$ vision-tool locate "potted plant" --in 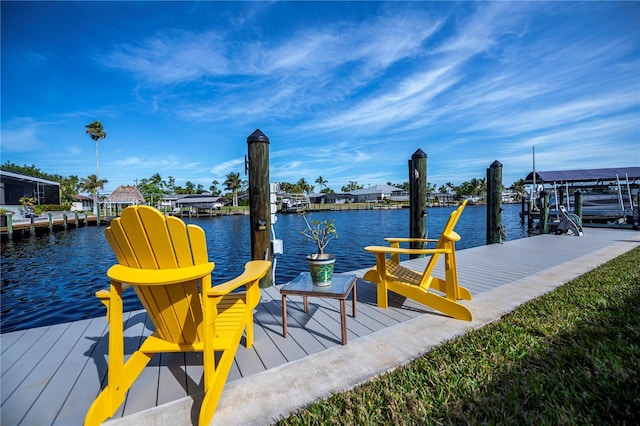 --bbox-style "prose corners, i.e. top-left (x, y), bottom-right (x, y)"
top-left (301, 214), bottom-right (338, 286)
